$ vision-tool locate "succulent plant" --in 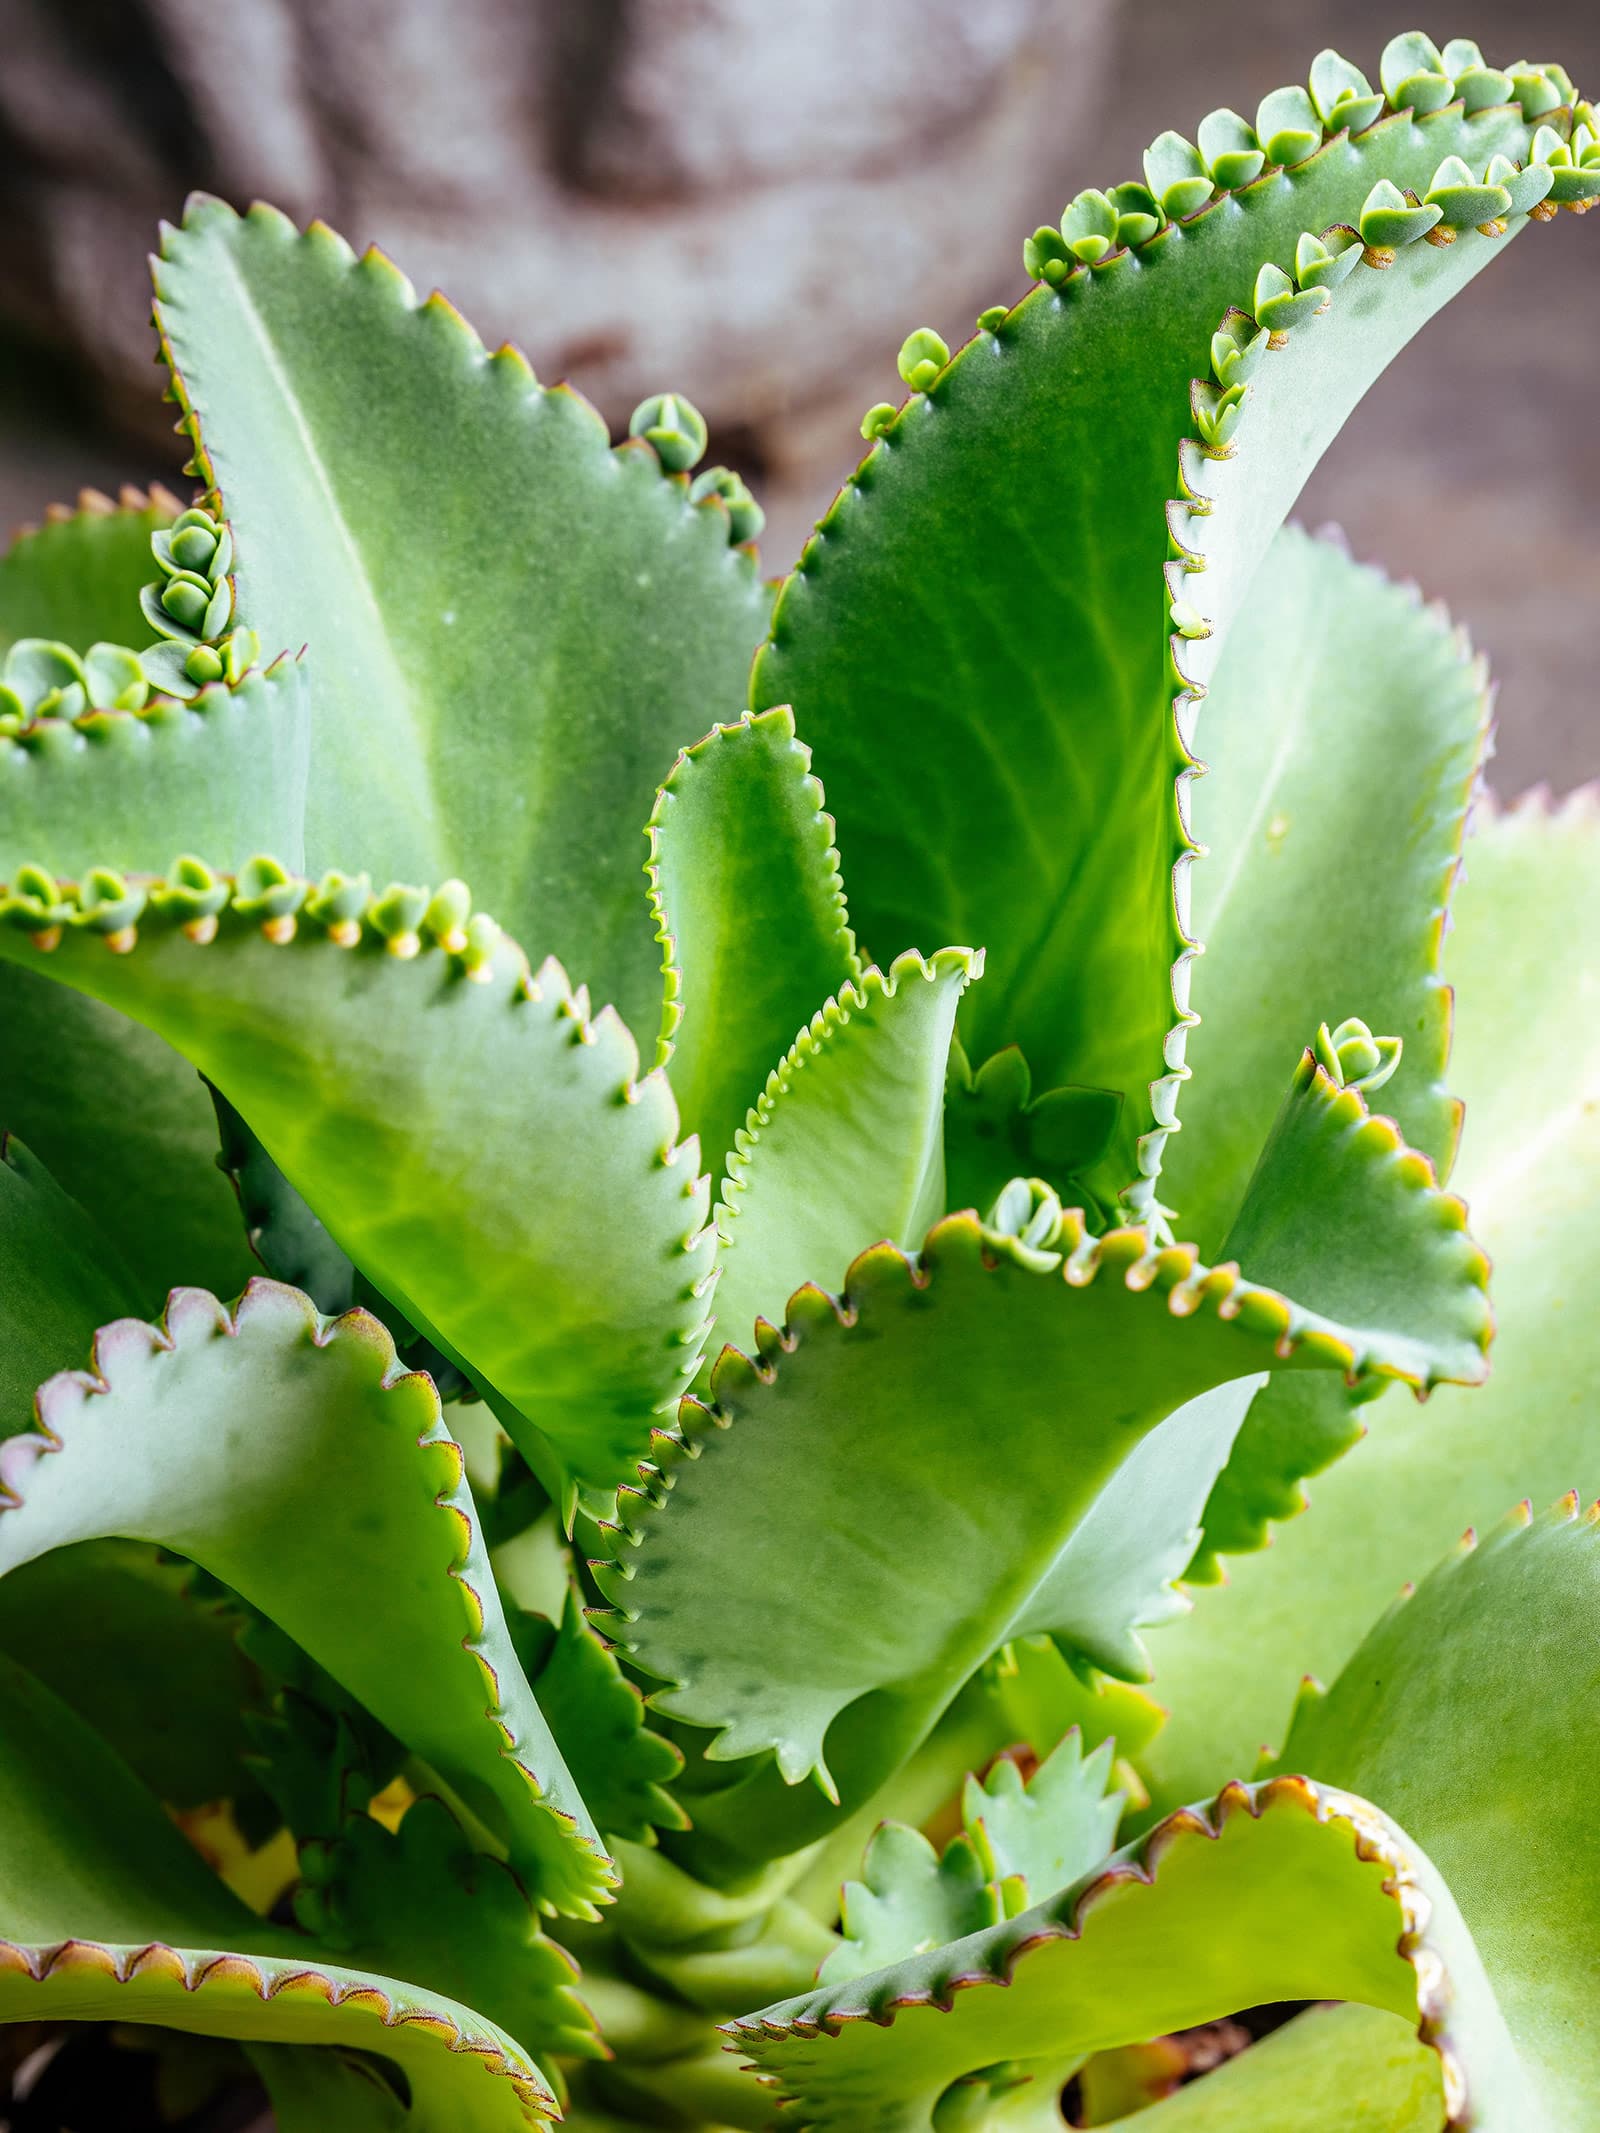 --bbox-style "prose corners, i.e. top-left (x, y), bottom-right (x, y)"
top-left (0, 32), bottom-right (1596, 2132)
